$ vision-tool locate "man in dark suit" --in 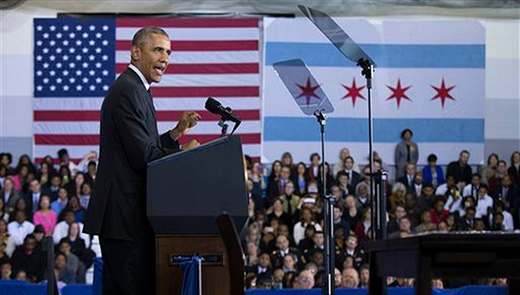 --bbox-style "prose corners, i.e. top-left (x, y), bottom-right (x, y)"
top-left (446, 150), bottom-right (473, 185)
top-left (84, 27), bottom-right (200, 295)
